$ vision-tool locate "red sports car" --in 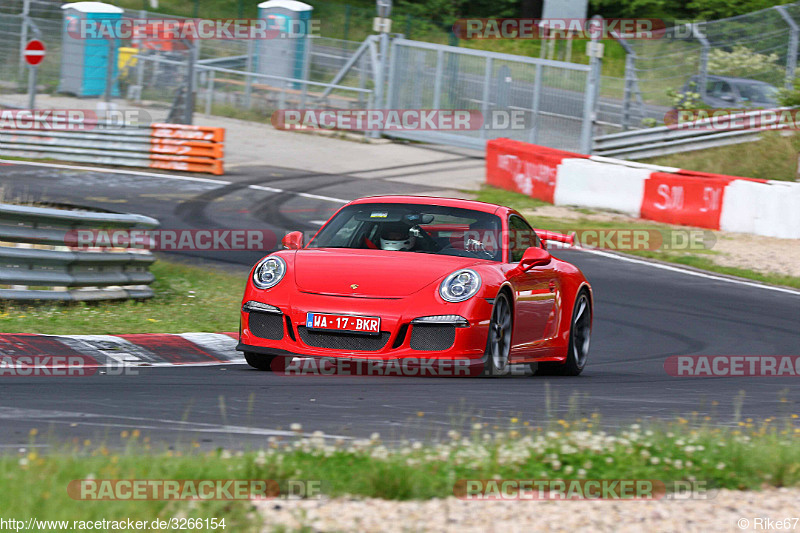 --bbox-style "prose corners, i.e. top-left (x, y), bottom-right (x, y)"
top-left (237, 196), bottom-right (592, 376)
